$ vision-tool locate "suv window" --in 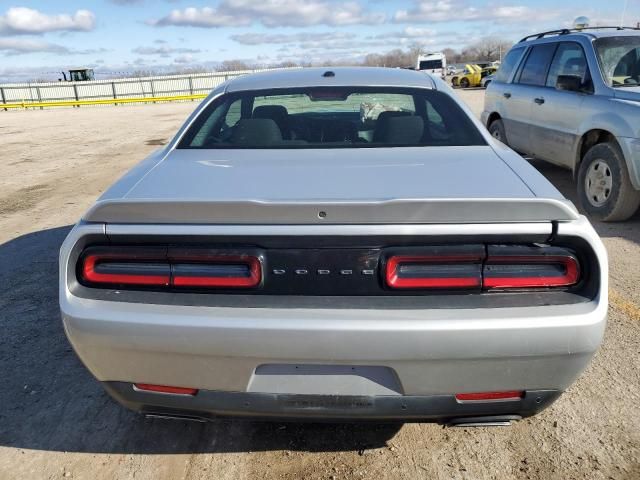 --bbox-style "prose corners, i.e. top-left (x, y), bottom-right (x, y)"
top-left (494, 47), bottom-right (524, 83)
top-left (518, 43), bottom-right (557, 86)
top-left (546, 42), bottom-right (591, 90)
top-left (595, 36), bottom-right (640, 87)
